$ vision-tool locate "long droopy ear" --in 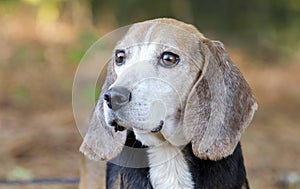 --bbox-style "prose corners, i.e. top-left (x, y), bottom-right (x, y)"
top-left (80, 62), bottom-right (126, 161)
top-left (183, 39), bottom-right (258, 160)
